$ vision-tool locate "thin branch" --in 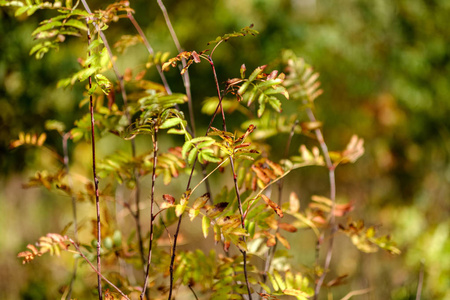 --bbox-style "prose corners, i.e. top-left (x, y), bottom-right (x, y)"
top-left (230, 157), bottom-right (253, 300)
top-left (167, 57), bottom-right (228, 300)
top-left (80, 0), bottom-right (146, 271)
top-left (416, 260), bottom-right (424, 300)
top-left (261, 120), bottom-right (298, 286)
top-left (306, 105), bottom-right (336, 300)
top-left (188, 284), bottom-right (200, 300)
top-left (62, 132), bottom-right (79, 300)
top-left (208, 56), bottom-right (227, 132)
top-left (209, 54), bottom-right (252, 299)
top-left (69, 240), bottom-right (130, 300)
top-left (156, 0), bottom-right (196, 136)
top-left (141, 126), bottom-right (159, 299)
top-left (191, 158), bottom-right (229, 194)
top-left (86, 22), bottom-right (102, 300)
top-left (127, 12), bottom-right (172, 94)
